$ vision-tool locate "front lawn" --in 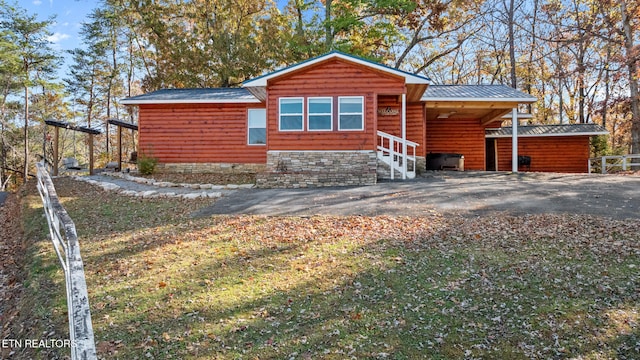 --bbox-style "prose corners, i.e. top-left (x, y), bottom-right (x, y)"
top-left (16, 178), bottom-right (640, 359)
